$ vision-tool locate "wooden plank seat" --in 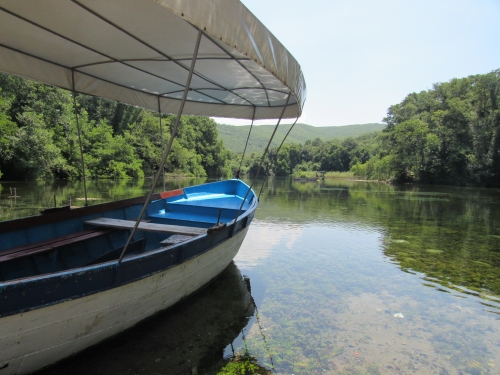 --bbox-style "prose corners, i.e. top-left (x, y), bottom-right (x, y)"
top-left (84, 218), bottom-right (207, 236)
top-left (0, 227), bottom-right (116, 263)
